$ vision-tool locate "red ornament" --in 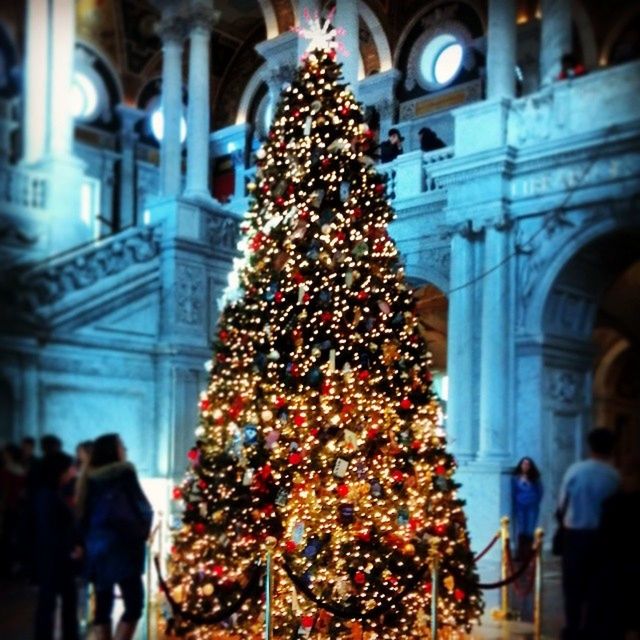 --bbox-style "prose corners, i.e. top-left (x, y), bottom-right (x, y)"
top-left (285, 540), bottom-right (297, 553)
top-left (321, 382), bottom-right (332, 395)
top-left (275, 397), bottom-right (287, 408)
top-left (199, 398), bottom-right (210, 411)
top-left (354, 571), bottom-right (366, 585)
top-left (288, 452), bottom-right (303, 465)
top-left (454, 588), bottom-right (465, 602)
top-left (259, 464), bottom-right (272, 479)
top-left (352, 206), bottom-right (363, 219)
top-left (434, 523), bottom-right (447, 536)
top-left (212, 565), bottom-right (224, 577)
top-left (367, 428), bottom-right (378, 440)
top-left (303, 292), bottom-right (310, 303)
top-left (400, 398), bottom-right (412, 410)
top-left (358, 370), bottom-right (370, 381)
top-left (435, 465), bottom-right (446, 475)
top-left (261, 184), bottom-right (270, 194)
top-left (321, 311), bottom-right (333, 322)
top-left (172, 487), bottom-right (182, 500)
top-left (292, 109), bottom-right (300, 118)
top-left (219, 330), bottom-right (229, 342)
top-left (293, 413), bottom-right (305, 427)
top-left (321, 157), bottom-right (331, 168)
top-left (424, 581), bottom-right (432, 594)
top-left (274, 291), bottom-right (283, 303)
top-left (329, 50), bottom-right (337, 61)
top-left (374, 183), bottom-right (385, 194)
top-left (411, 440), bottom-right (422, 450)
top-left (301, 614), bottom-right (314, 629)
top-left (275, 196), bottom-right (285, 207)
top-left (340, 106), bottom-right (350, 115)
top-left (356, 529), bottom-right (371, 543)
top-left (357, 290), bottom-right (368, 301)
top-left (198, 479), bottom-right (207, 490)
top-left (293, 271), bottom-right (305, 284)
top-left (391, 469), bottom-right (404, 483)
top-left (187, 448), bottom-right (199, 462)
top-left (310, 427), bottom-right (320, 437)
top-left (194, 522), bottom-right (206, 535)
top-left (336, 484), bottom-right (349, 498)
